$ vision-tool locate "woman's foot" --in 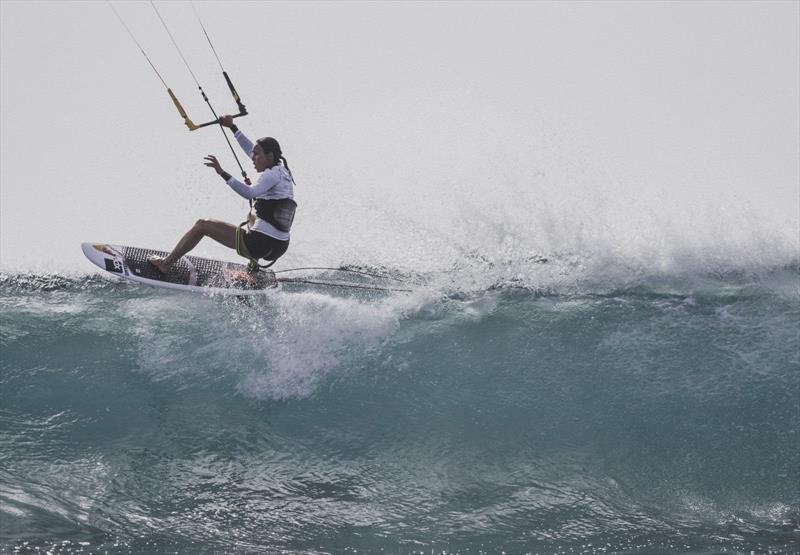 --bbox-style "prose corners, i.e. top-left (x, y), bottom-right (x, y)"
top-left (147, 255), bottom-right (171, 274)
